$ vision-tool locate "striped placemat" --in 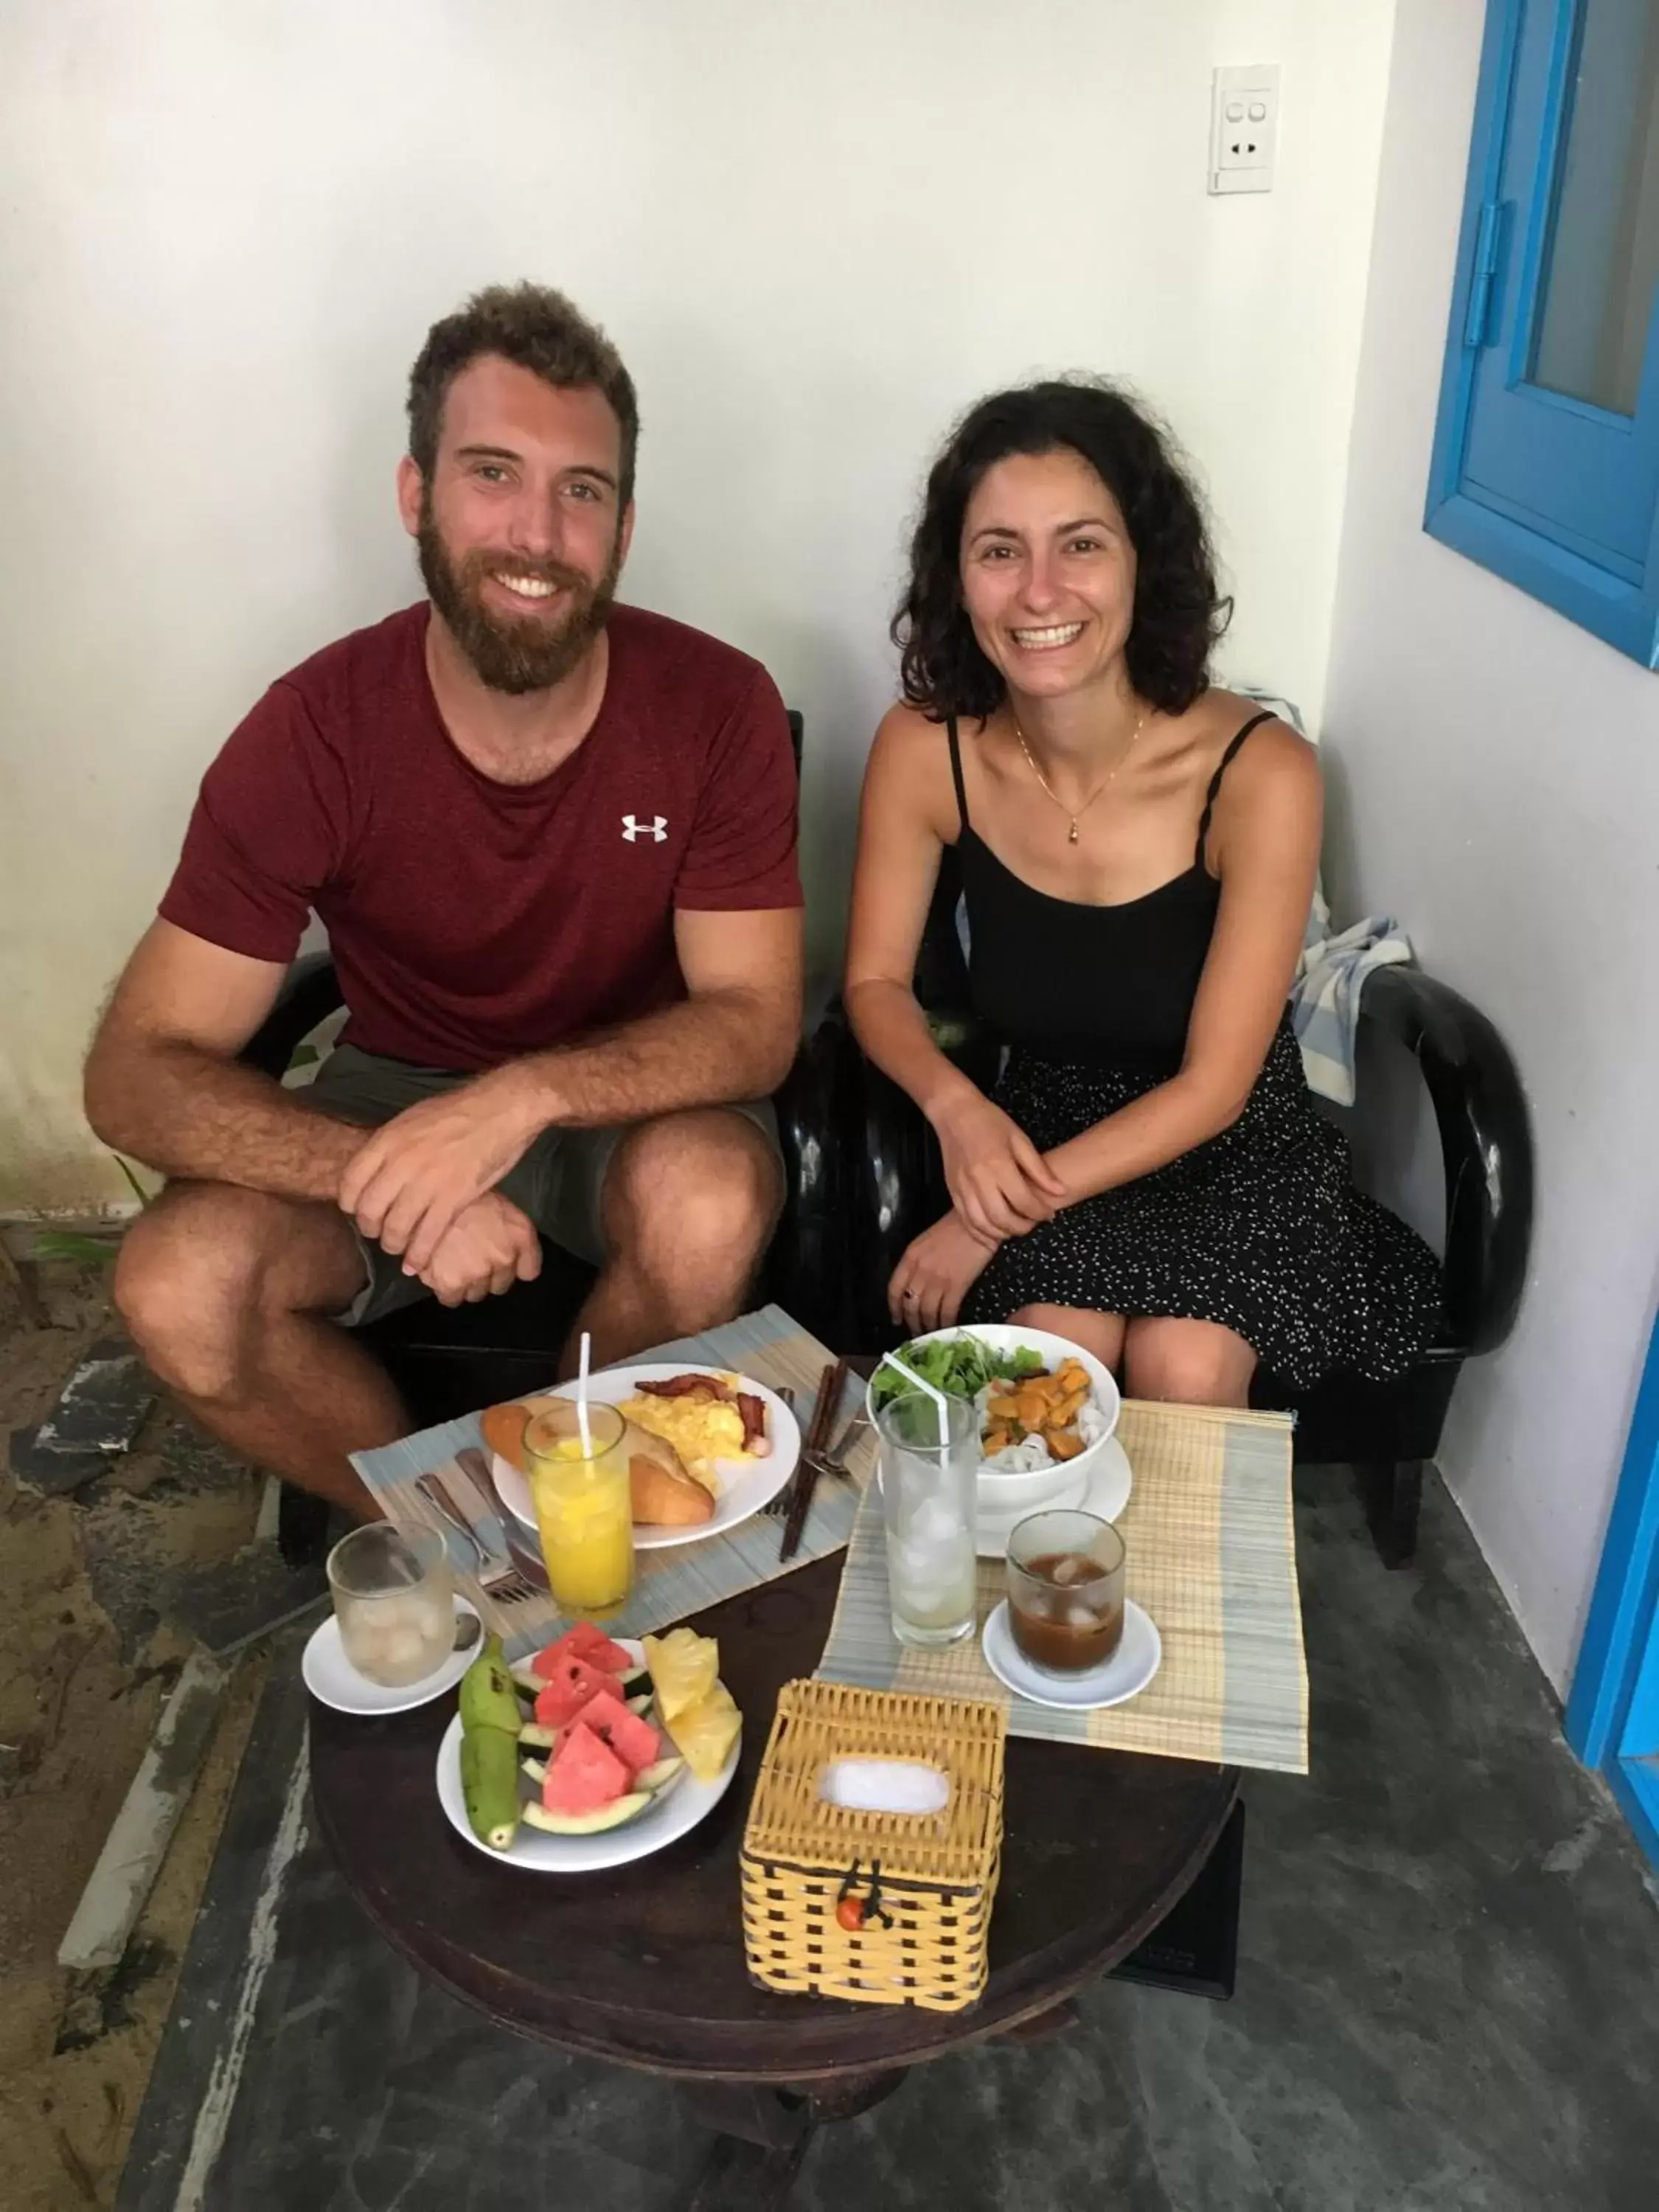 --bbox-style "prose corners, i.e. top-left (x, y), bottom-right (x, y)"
top-left (815, 1400), bottom-right (1308, 1775)
top-left (348, 1305), bottom-right (872, 1664)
